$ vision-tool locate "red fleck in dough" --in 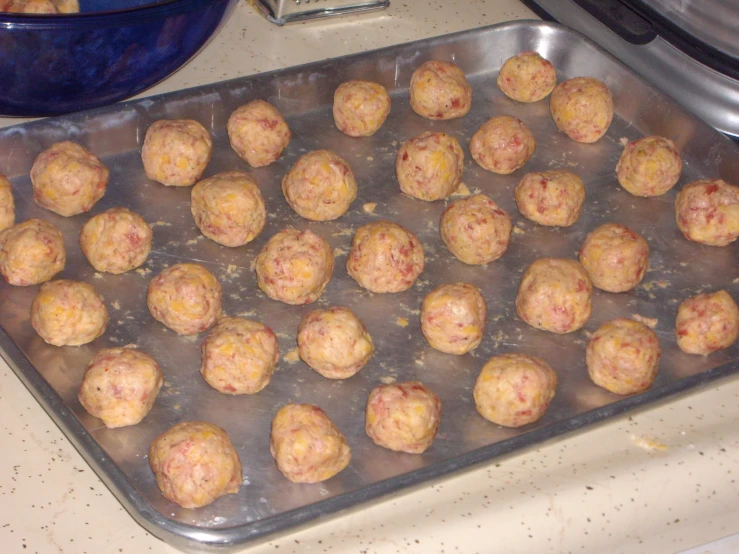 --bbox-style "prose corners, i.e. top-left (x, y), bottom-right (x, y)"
top-left (579, 223), bottom-right (649, 293)
top-left (676, 290), bottom-right (739, 355)
top-left (586, 318), bottom-right (661, 395)
top-left (227, 100), bottom-right (291, 168)
top-left (347, 220), bottom-right (424, 293)
top-left (142, 119), bottom-right (212, 187)
top-left (470, 115), bottom-right (535, 175)
top-left (190, 171), bottom-right (266, 247)
top-left (675, 179), bottom-right (739, 246)
top-left (616, 136), bottom-right (682, 197)
top-left (297, 306), bottom-right (374, 379)
top-left (0, 175), bottom-right (15, 231)
top-left (0, 218), bottom-right (65, 286)
top-left (147, 263), bottom-right (222, 336)
top-left (474, 353), bottom-right (557, 428)
top-left (550, 77), bottom-right (613, 143)
top-left (409, 60), bottom-right (472, 120)
top-left (333, 80), bottom-right (391, 137)
top-left (79, 207), bottom-right (152, 274)
top-left (514, 170), bottom-right (585, 227)
top-left (497, 51), bottom-right (557, 103)
top-left (78, 347), bottom-right (162, 428)
top-left (440, 194), bottom-right (511, 265)
top-left (516, 258), bottom-right (592, 334)
top-left (1, 0), bottom-right (78, 13)
top-left (270, 404), bottom-right (351, 483)
top-left (149, 421), bottom-right (242, 509)
top-left (365, 381), bottom-right (441, 453)
top-left (421, 283), bottom-right (487, 355)
top-left (396, 131), bottom-right (464, 201)
top-left (255, 227), bottom-right (334, 305)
